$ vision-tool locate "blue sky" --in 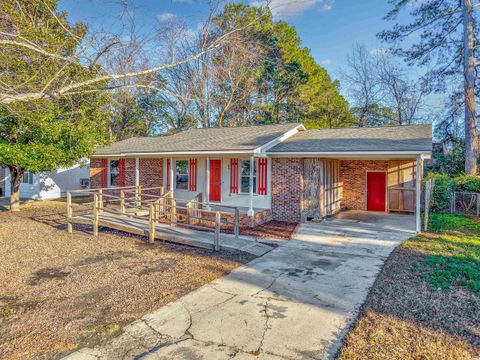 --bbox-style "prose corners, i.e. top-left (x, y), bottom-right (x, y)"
top-left (59, 0), bottom-right (414, 96)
